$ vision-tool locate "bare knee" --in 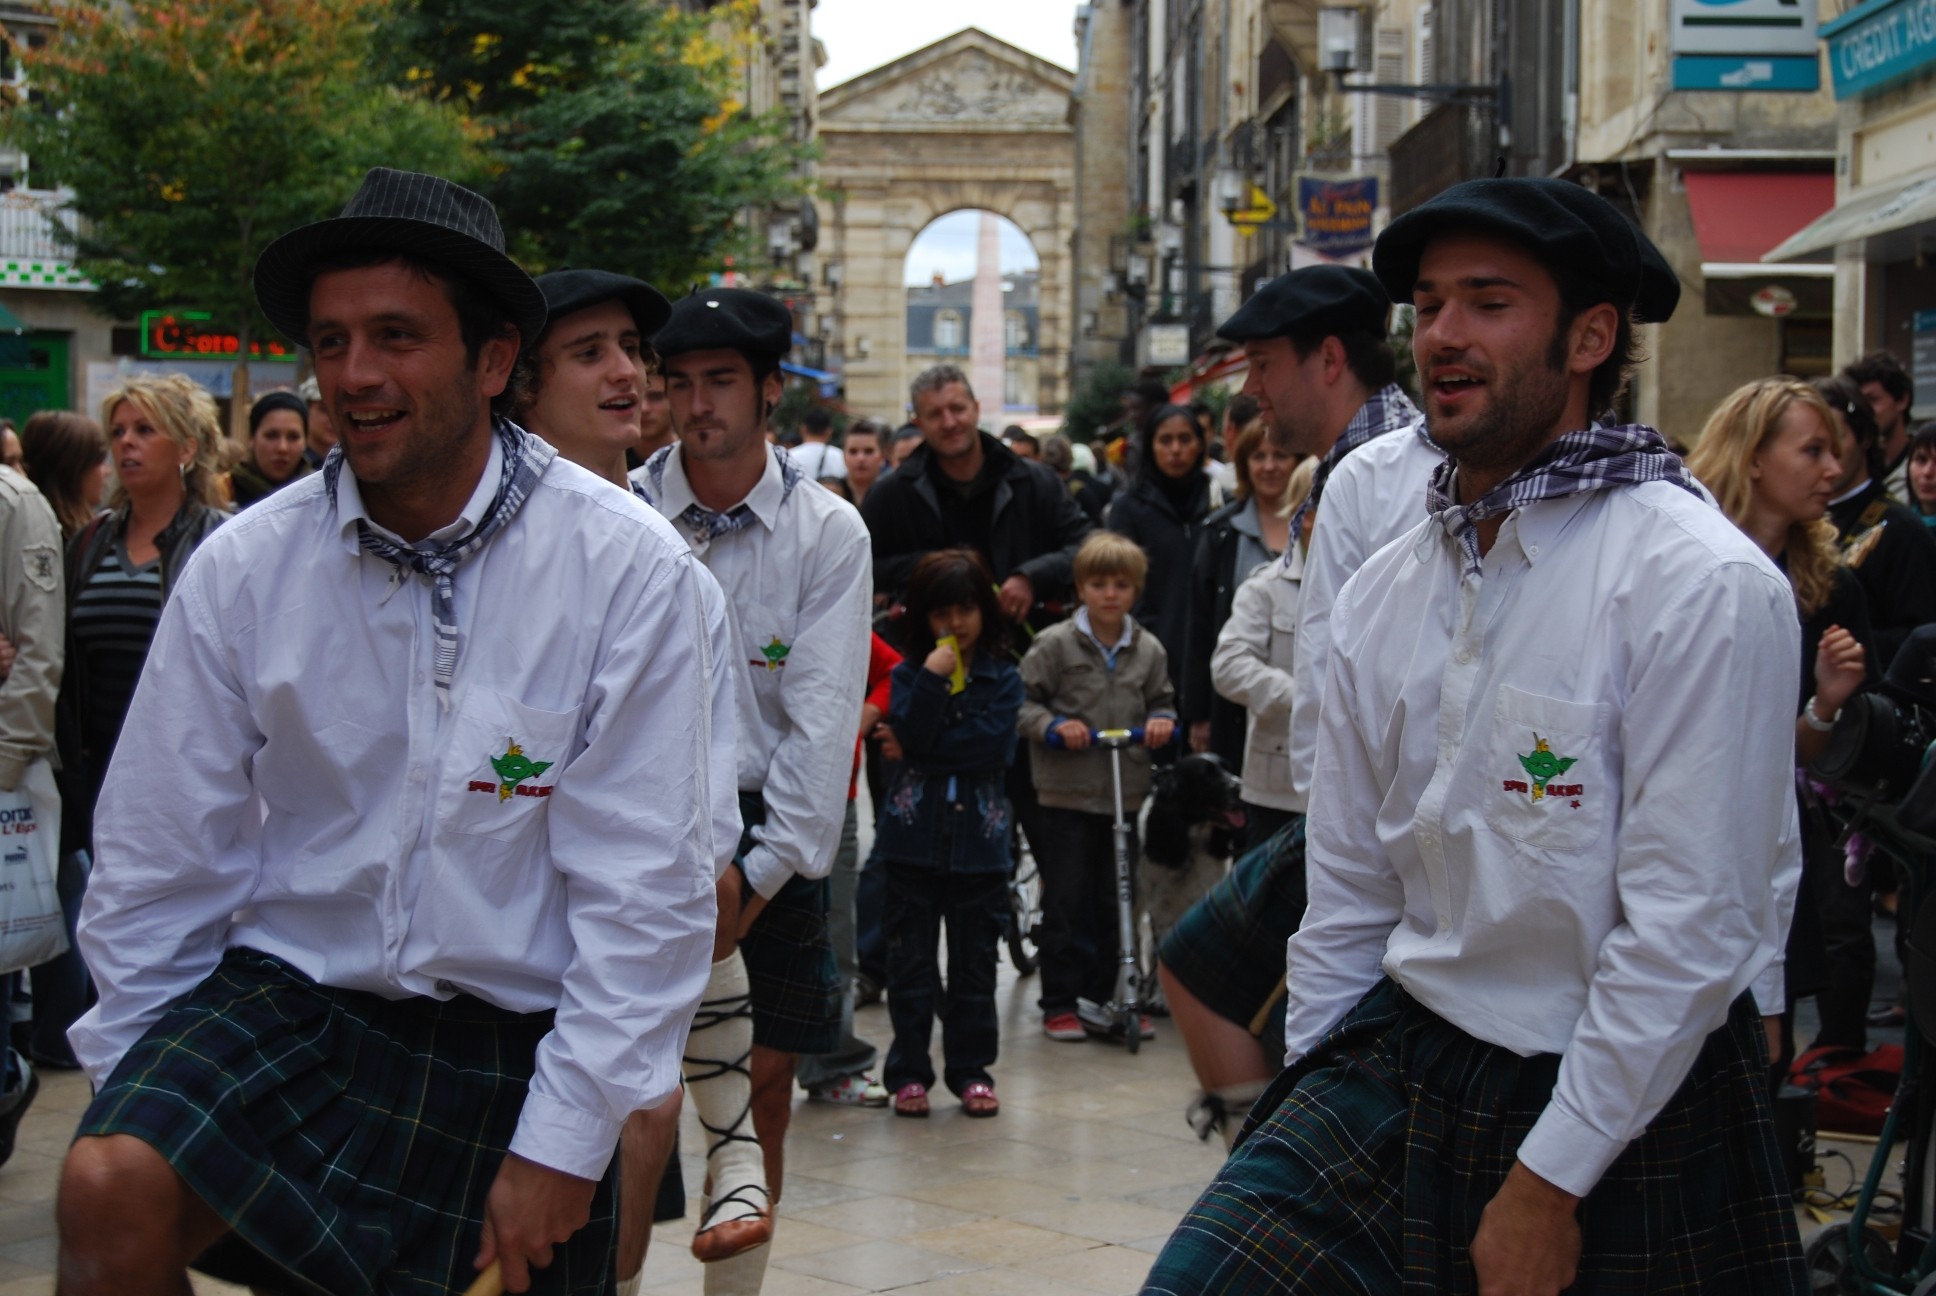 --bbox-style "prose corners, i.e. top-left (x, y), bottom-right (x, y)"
top-left (59, 1135), bottom-right (225, 1290)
